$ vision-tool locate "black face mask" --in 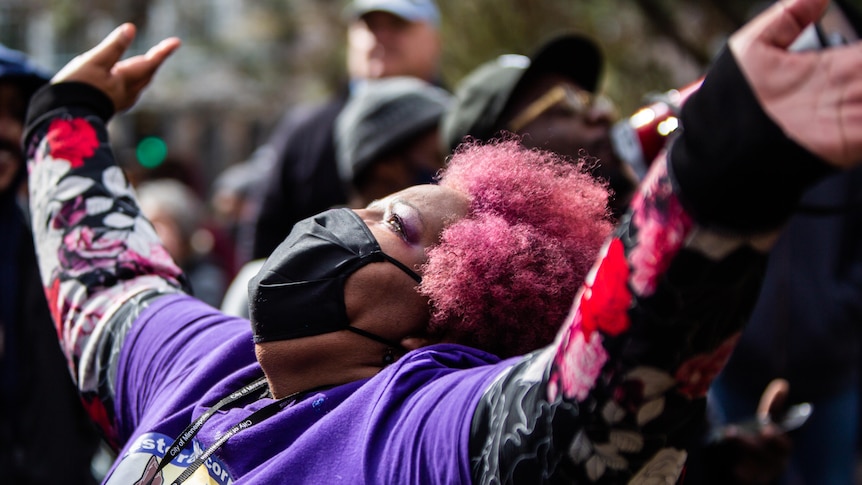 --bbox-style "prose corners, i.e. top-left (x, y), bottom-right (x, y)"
top-left (248, 208), bottom-right (422, 345)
